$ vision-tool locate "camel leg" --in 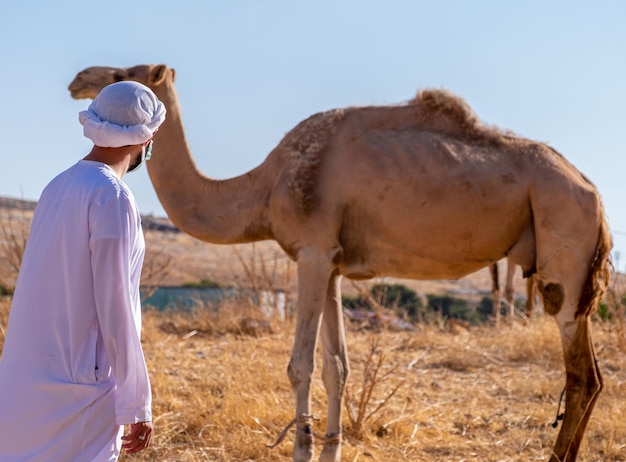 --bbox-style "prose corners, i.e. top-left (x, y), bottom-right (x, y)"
top-left (526, 274), bottom-right (537, 318)
top-left (503, 261), bottom-right (516, 322)
top-left (549, 315), bottom-right (602, 462)
top-left (319, 272), bottom-right (349, 462)
top-left (287, 248), bottom-right (334, 462)
top-left (490, 263), bottom-right (501, 327)
top-left (567, 322), bottom-right (603, 462)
